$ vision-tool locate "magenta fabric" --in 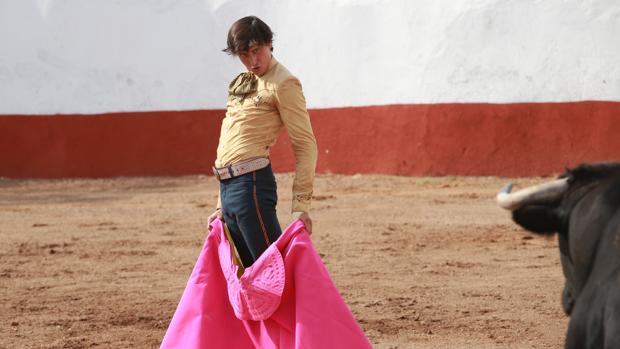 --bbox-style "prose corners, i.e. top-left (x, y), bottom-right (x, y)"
top-left (219, 234), bottom-right (285, 321)
top-left (160, 219), bottom-right (373, 349)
